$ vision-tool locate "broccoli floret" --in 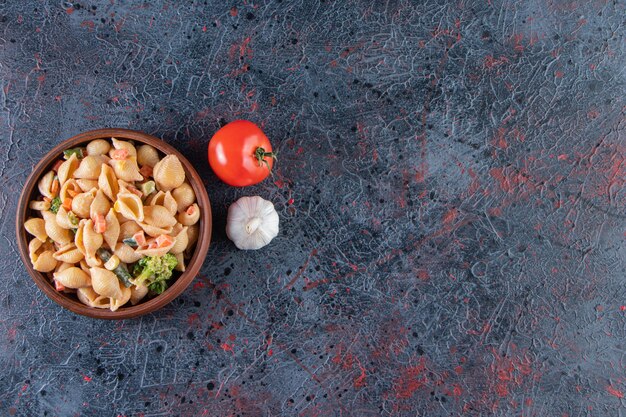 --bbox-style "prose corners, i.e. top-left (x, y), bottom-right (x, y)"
top-left (132, 253), bottom-right (178, 294)
top-left (49, 197), bottom-right (62, 214)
